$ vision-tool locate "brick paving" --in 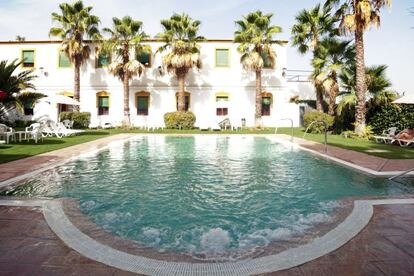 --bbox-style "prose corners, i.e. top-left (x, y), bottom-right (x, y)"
top-left (289, 136), bottom-right (414, 172)
top-left (0, 206), bottom-right (137, 275)
top-left (0, 204), bottom-right (413, 275)
top-left (266, 204), bottom-right (414, 276)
